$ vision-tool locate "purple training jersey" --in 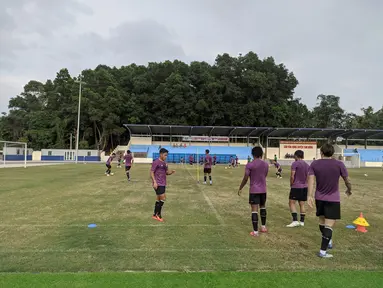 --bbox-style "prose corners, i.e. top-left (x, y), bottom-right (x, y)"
top-left (291, 160), bottom-right (309, 188)
top-left (204, 155), bottom-right (212, 169)
top-left (106, 156), bottom-right (113, 165)
top-left (124, 154), bottom-right (133, 166)
top-left (274, 162), bottom-right (281, 170)
top-left (245, 159), bottom-right (269, 194)
top-left (308, 159), bottom-right (348, 202)
top-left (151, 159), bottom-right (168, 186)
